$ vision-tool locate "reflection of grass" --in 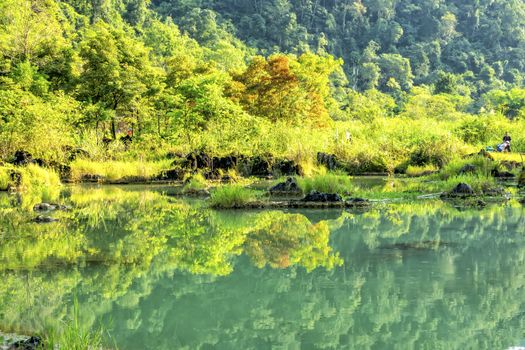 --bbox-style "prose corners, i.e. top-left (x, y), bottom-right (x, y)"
top-left (42, 298), bottom-right (110, 350)
top-left (70, 159), bottom-right (172, 182)
top-left (209, 185), bottom-right (259, 208)
top-left (297, 172), bottom-right (353, 195)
